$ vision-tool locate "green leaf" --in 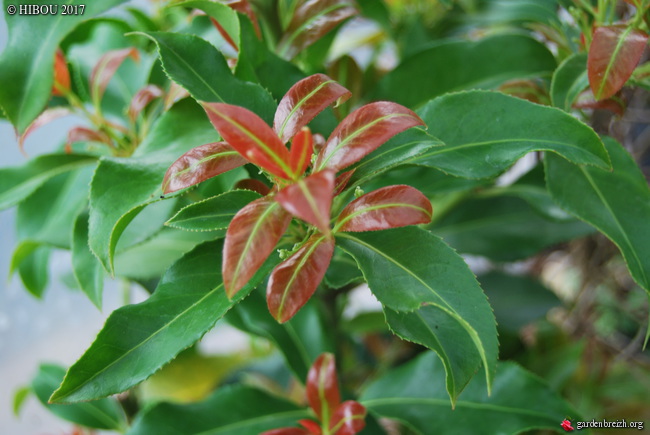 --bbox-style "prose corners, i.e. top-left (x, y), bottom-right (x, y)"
top-left (324, 247), bottom-right (363, 288)
top-left (72, 212), bottom-right (104, 309)
top-left (12, 386), bottom-right (31, 417)
top-left (50, 239), bottom-right (276, 403)
top-left (127, 385), bottom-right (310, 435)
top-left (177, 0), bottom-right (240, 48)
top-left (32, 364), bottom-right (125, 430)
top-left (228, 289), bottom-right (335, 381)
top-left (0, 153), bottom-right (97, 211)
top-left (18, 246), bottom-right (50, 298)
top-left (88, 99), bottom-right (217, 273)
top-left (550, 52), bottom-right (588, 111)
top-left (360, 352), bottom-right (580, 435)
top-left (336, 228), bottom-right (497, 401)
top-left (545, 137), bottom-right (650, 293)
top-left (0, 0), bottom-right (129, 133)
top-left (372, 34), bottom-right (556, 108)
top-left (137, 31), bottom-right (275, 123)
top-left (470, 0), bottom-right (561, 26)
top-left (414, 91), bottom-right (610, 179)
